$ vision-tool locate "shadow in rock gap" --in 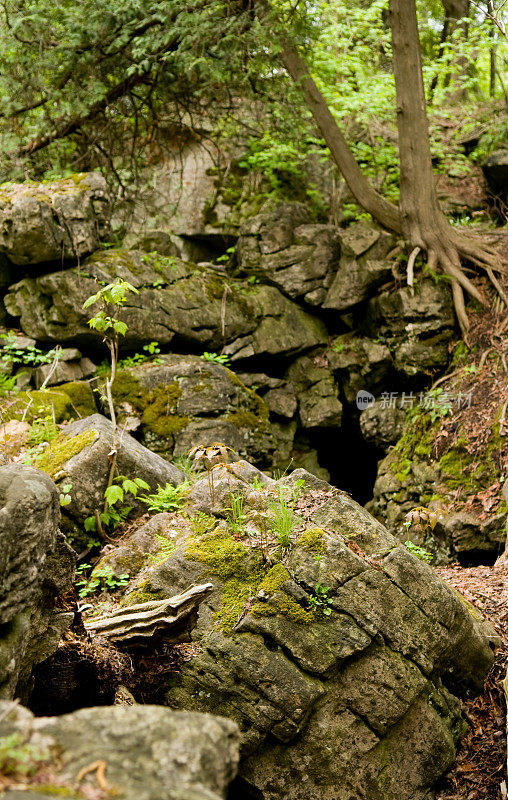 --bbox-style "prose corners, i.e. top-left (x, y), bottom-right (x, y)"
top-left (311, 413), bottom-right (384, 505)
